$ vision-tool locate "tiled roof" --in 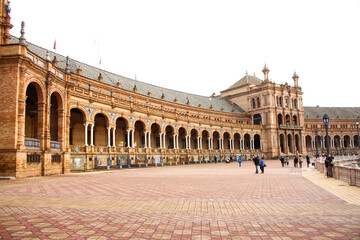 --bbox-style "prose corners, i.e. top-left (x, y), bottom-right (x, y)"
top-left (224, 74), bottom-right (263, 91)
top-left (304, 106), bottom-right (360, 120)
top-left (9, 36), bottom-right (244, 114)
